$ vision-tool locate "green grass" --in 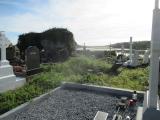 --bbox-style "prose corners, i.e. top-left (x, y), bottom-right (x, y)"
top-left (39, 56), bottom-right (112, 83)
top-left (0, 55), bottom-right (149, 115)
top-left (39, 56), bottom-right (148, 91)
